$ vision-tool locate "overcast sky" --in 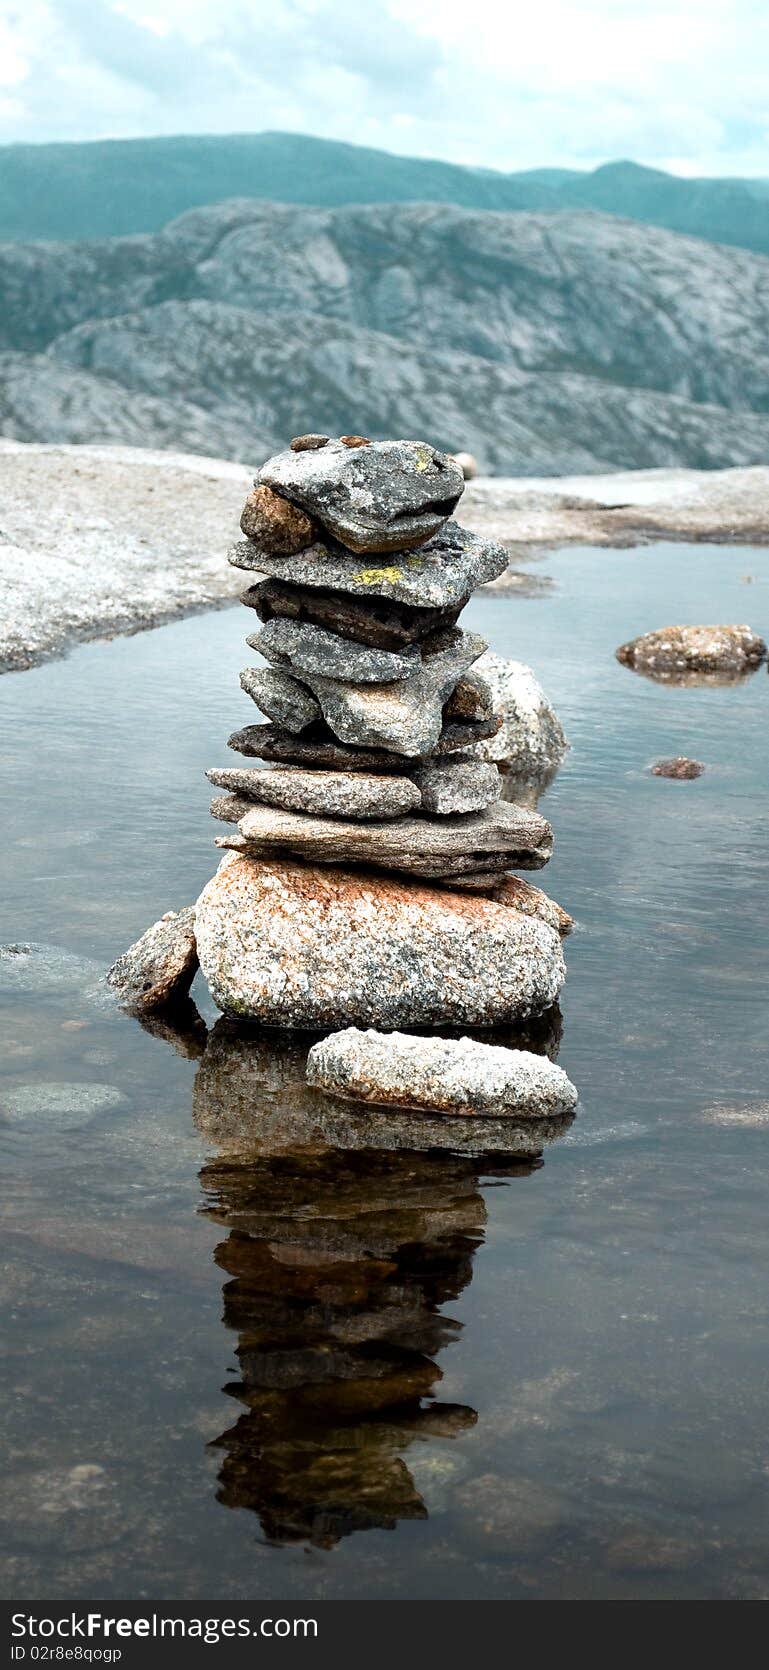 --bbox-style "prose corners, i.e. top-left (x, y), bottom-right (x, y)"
top-left (0, 0), bottom-right (767, 176)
